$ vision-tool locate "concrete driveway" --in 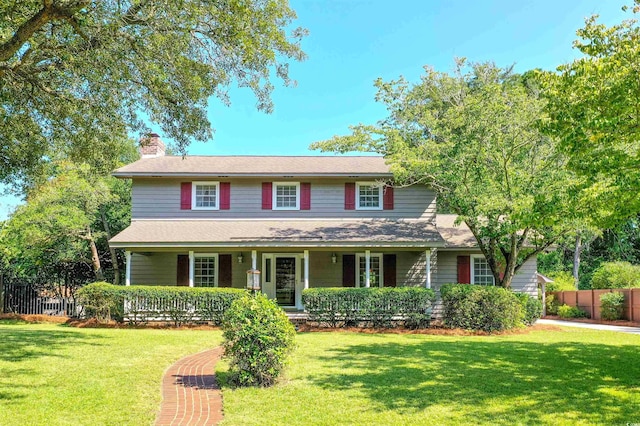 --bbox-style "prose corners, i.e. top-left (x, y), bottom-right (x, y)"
top-left (537, 318), bottom-right (640, 335)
